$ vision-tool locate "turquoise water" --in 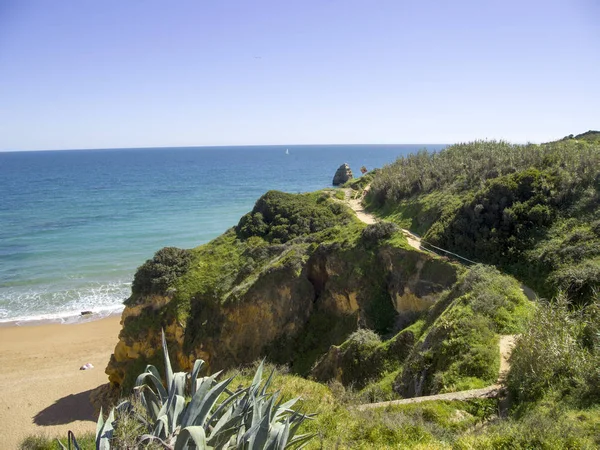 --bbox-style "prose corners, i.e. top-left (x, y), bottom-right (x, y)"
top-left (0, 145), bottom-right (444, 322)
